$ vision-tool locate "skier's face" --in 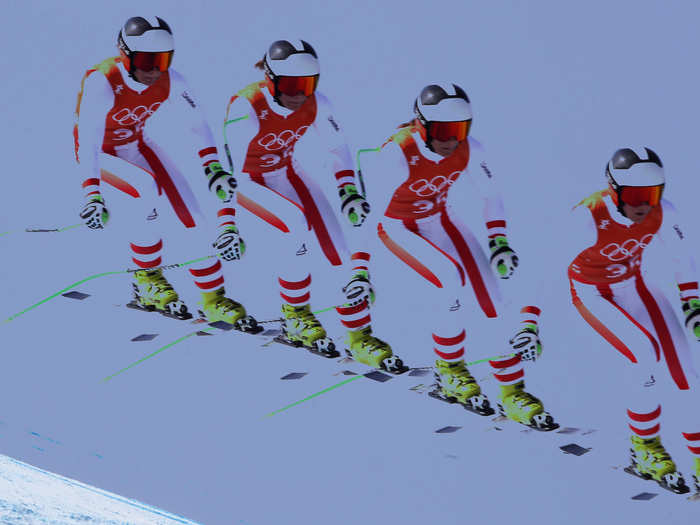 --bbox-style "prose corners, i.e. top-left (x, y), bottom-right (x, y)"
top-left (278, 92), bottom-right (308, 111)
top-left (621, 202), bottom-right (653, 223)
top-left (133, 68), bottom-right (162, 86)
top-left (431, 137), bottom-right (460, 157)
